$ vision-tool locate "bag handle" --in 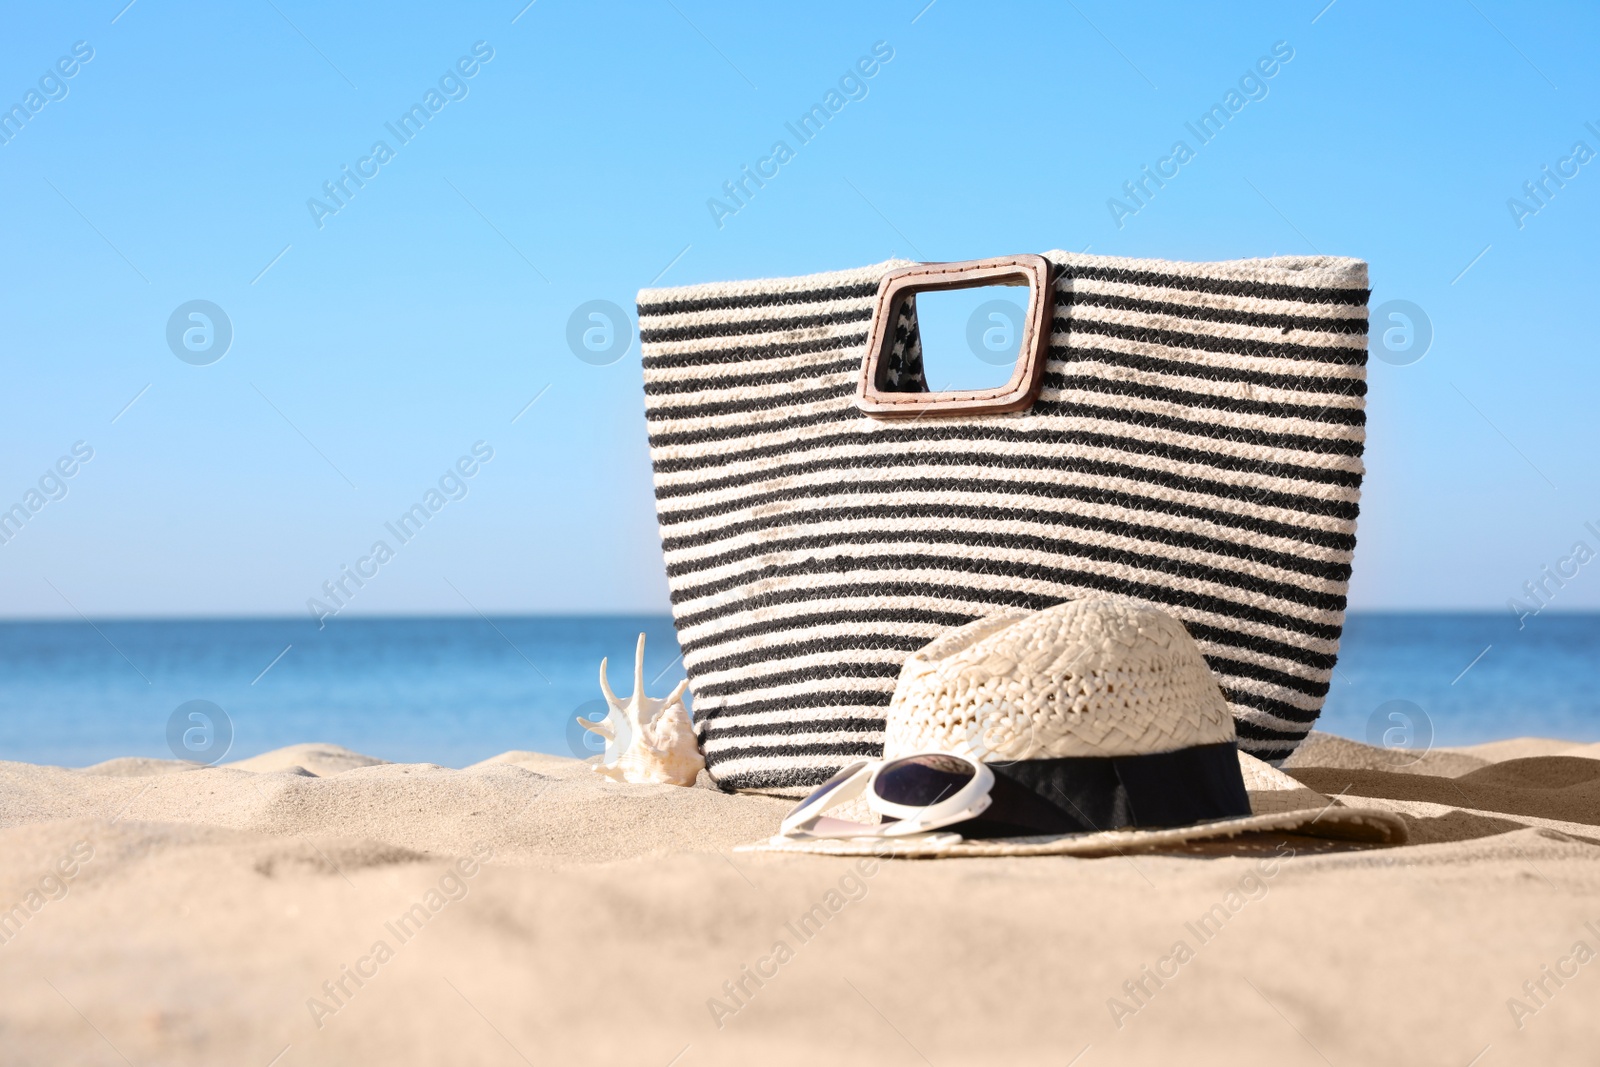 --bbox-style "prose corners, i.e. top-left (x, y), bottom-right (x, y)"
top-left (856, 254), bottom-right (1054, 418)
